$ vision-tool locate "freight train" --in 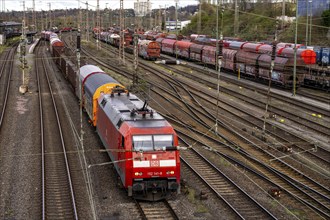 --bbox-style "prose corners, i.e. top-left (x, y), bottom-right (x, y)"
top-left (93, 29), bottom-right (328, 89)
top-left (156, 38), bottom-right (319, 88)
top-left (41, 31), bottom-right (181, 201)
